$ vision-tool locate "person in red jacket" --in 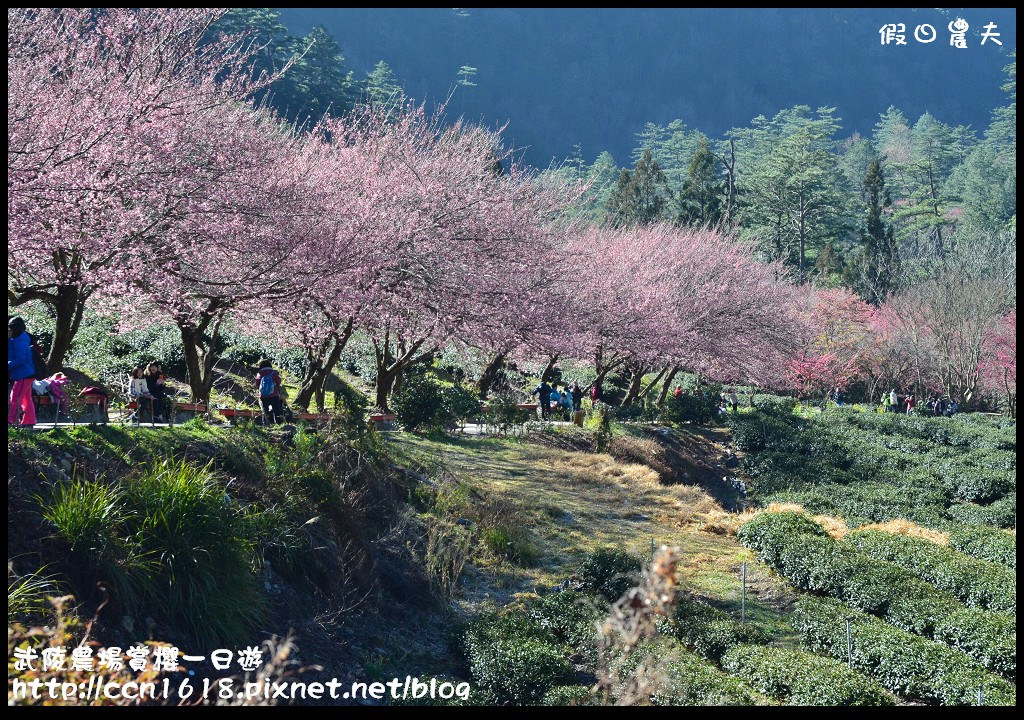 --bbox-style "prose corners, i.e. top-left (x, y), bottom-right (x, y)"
top-left (255, 358), bottom-right (283, 425)
top-left (905, 393), bottom-right (916, 415)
